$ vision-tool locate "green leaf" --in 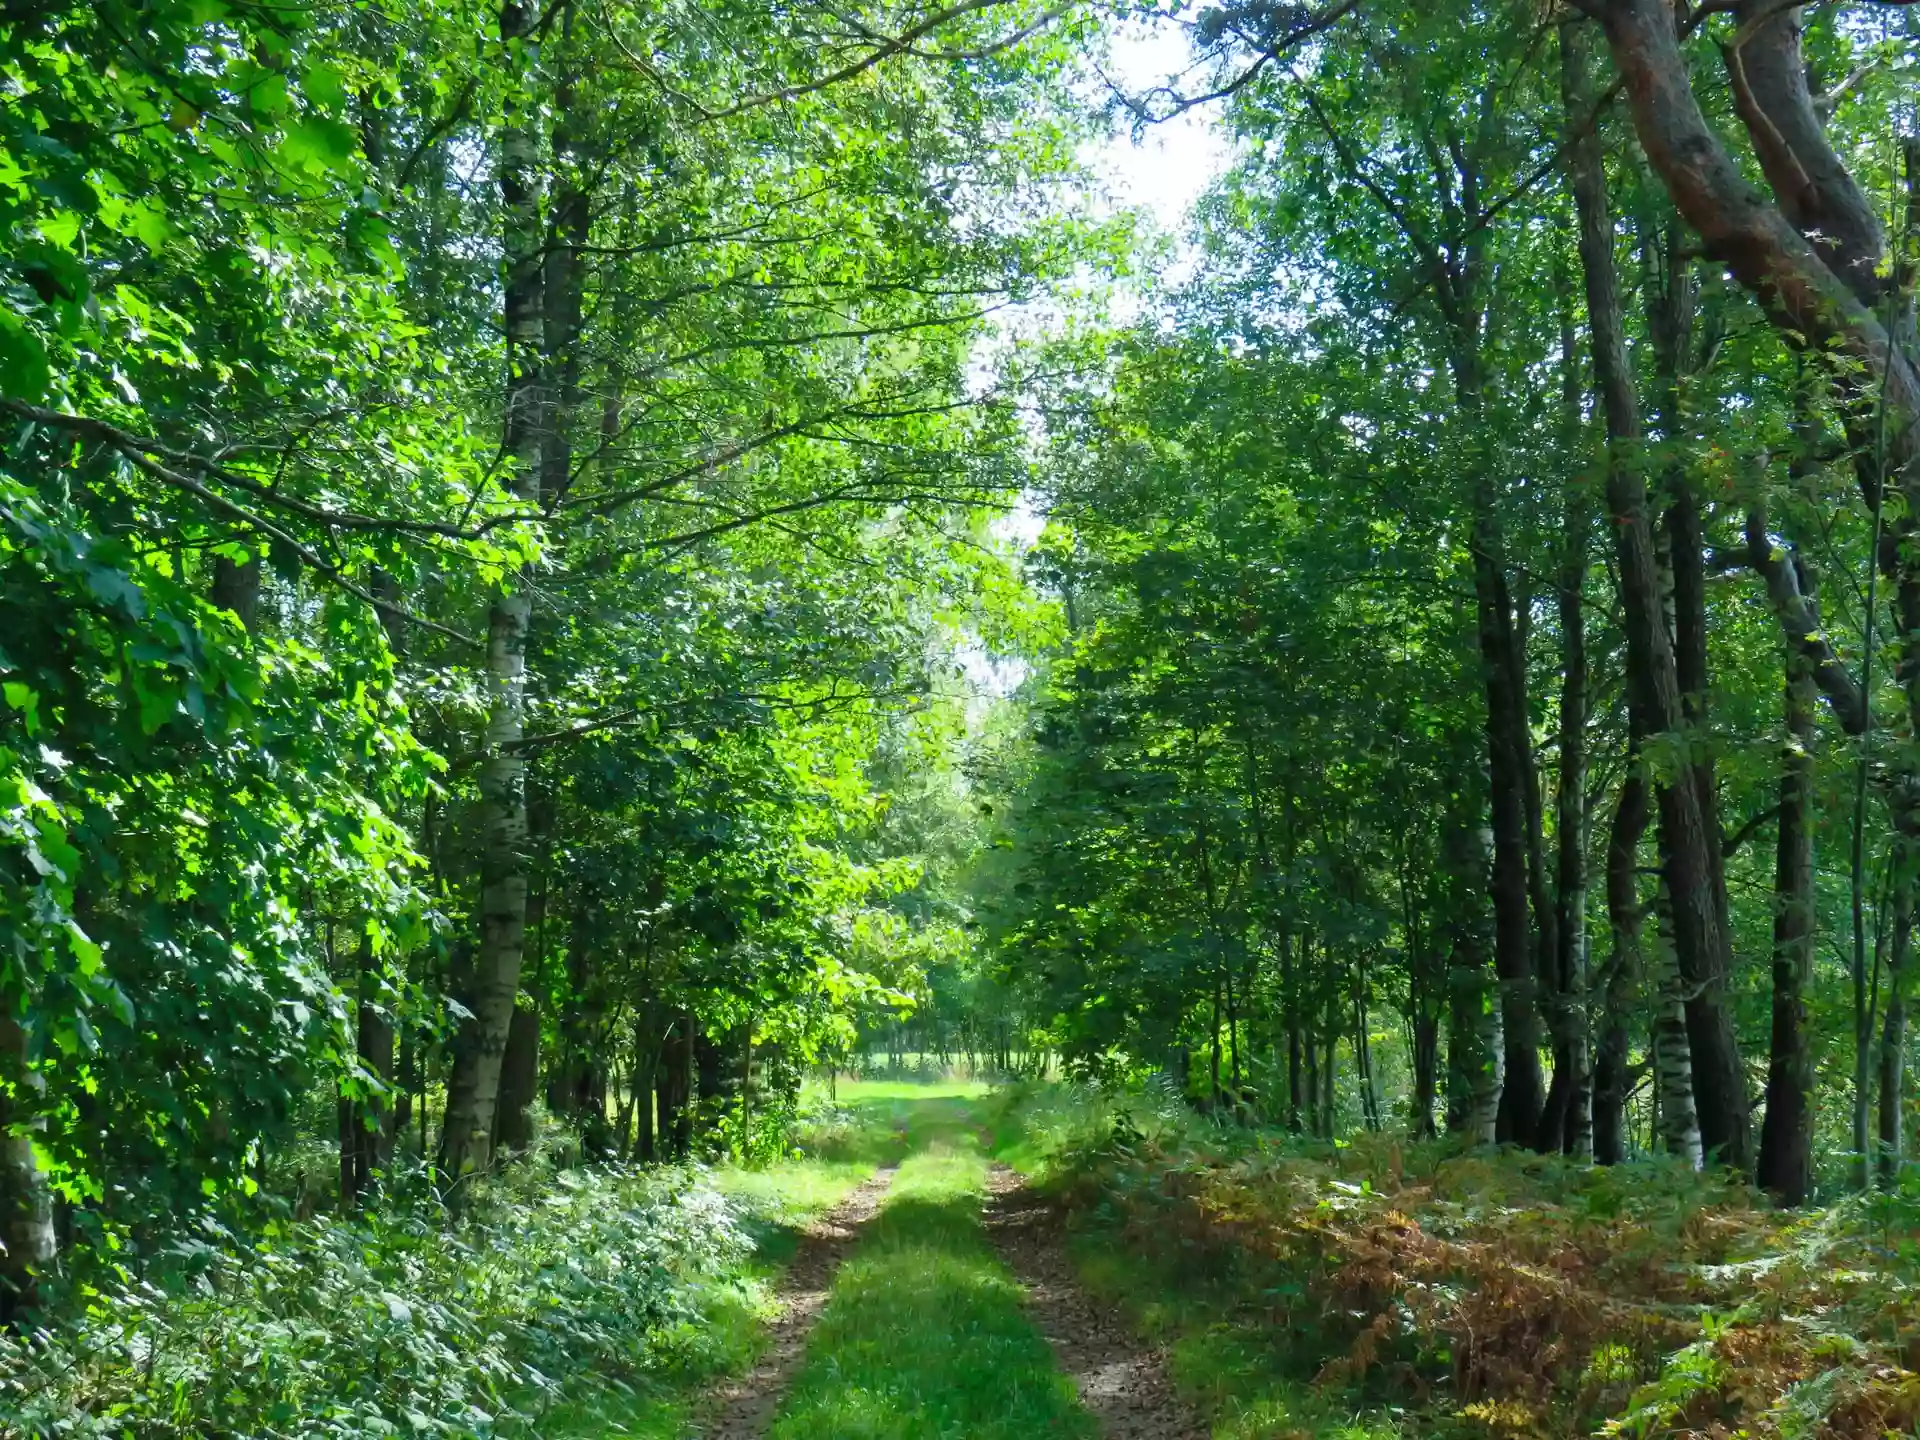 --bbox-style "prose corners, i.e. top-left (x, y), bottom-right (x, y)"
top-left (301, 61), bottom-right (349, 112)
top-left (0, 309), bottom-right (50, 400)
top-left (281, 117), bottom-right (359, 177)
